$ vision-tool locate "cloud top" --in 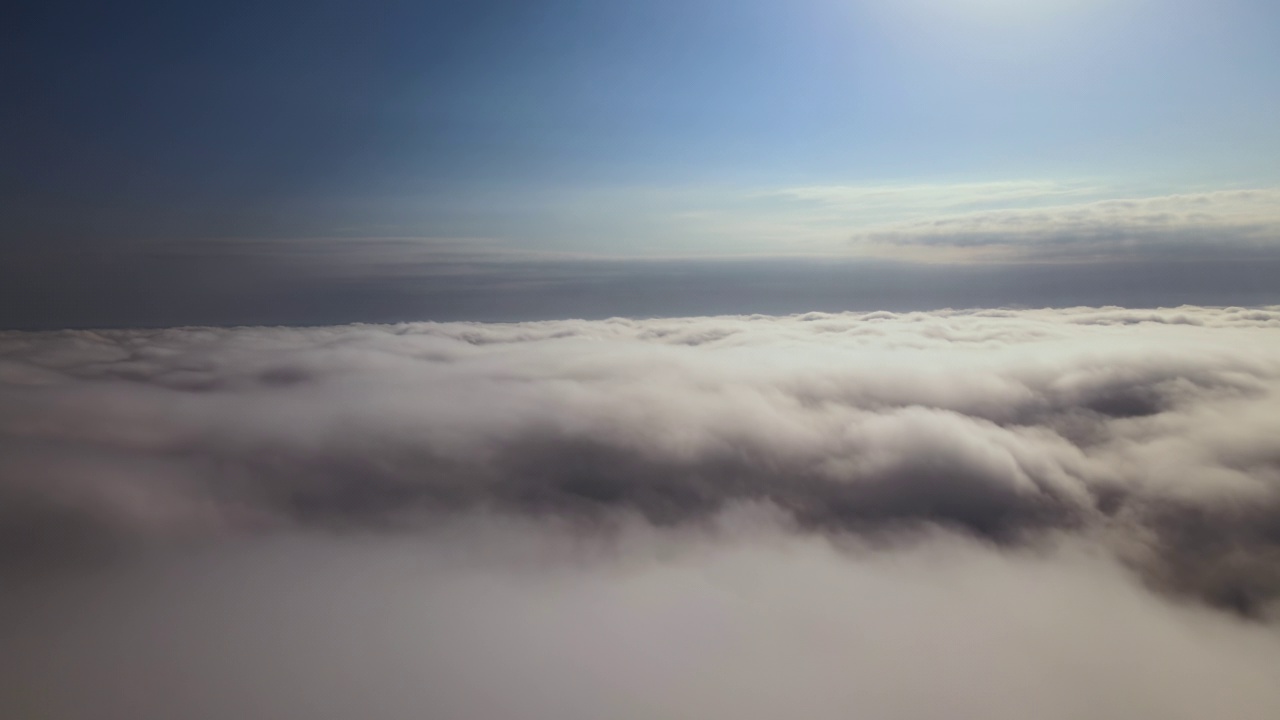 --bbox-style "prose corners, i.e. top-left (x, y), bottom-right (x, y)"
top-left (3, 306), bottom-right (1280, 616)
